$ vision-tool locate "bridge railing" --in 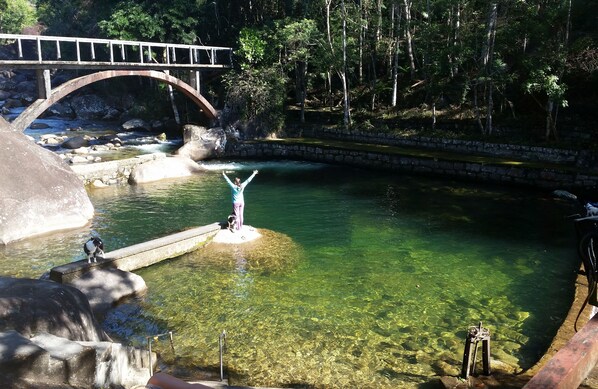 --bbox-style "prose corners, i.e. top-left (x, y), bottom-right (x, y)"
top-left (0, 33), bottom-right (233, 70)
